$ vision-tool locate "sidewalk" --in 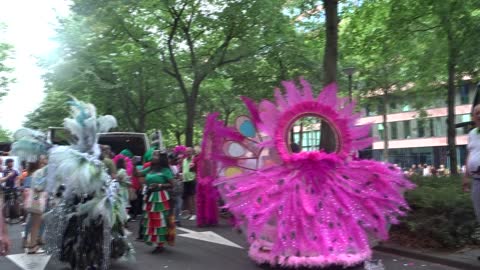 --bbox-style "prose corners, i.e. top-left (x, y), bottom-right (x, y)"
top-left (374, 242), bottom-right (480, 270)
